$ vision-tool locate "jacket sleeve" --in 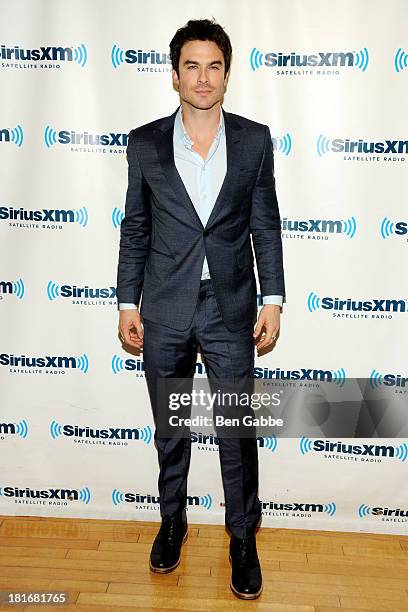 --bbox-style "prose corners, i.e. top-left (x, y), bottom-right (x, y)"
top-left (116, 130), bottom-right (151, 305)
top-left (250, 125), bottom-right (285, 298)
